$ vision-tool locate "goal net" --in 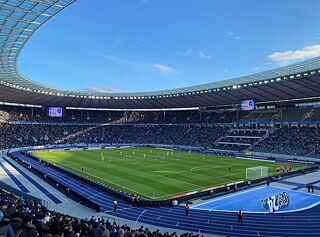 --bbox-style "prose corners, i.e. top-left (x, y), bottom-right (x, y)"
top-left (246, 166), bottom-right (269, 180)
